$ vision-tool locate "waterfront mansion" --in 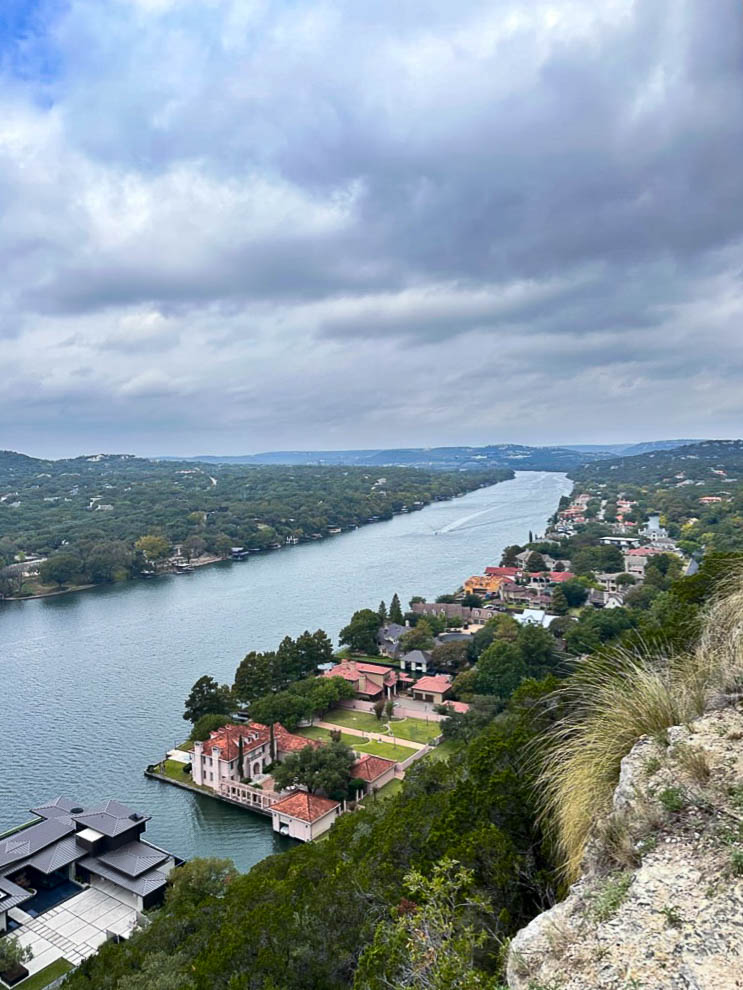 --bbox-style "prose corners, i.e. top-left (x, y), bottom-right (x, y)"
top-left (191, 721), bottom-right (320, 789)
